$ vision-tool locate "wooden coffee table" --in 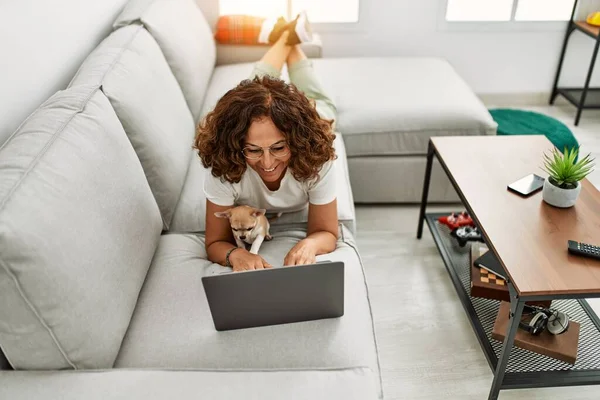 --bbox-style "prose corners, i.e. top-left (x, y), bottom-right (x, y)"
top-left (416, 135), bottom-right (600, 400)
